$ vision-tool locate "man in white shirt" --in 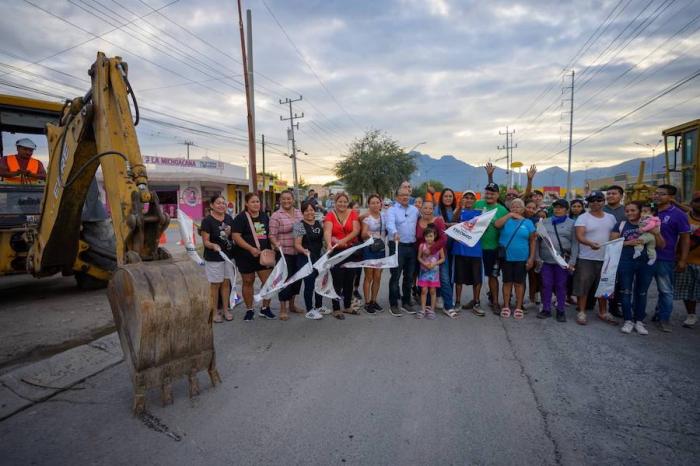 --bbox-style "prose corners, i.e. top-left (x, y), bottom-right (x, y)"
top-left (573, 191), bottom-right (618, 326)
top-left (386, 187), bottom-right (420, 316)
